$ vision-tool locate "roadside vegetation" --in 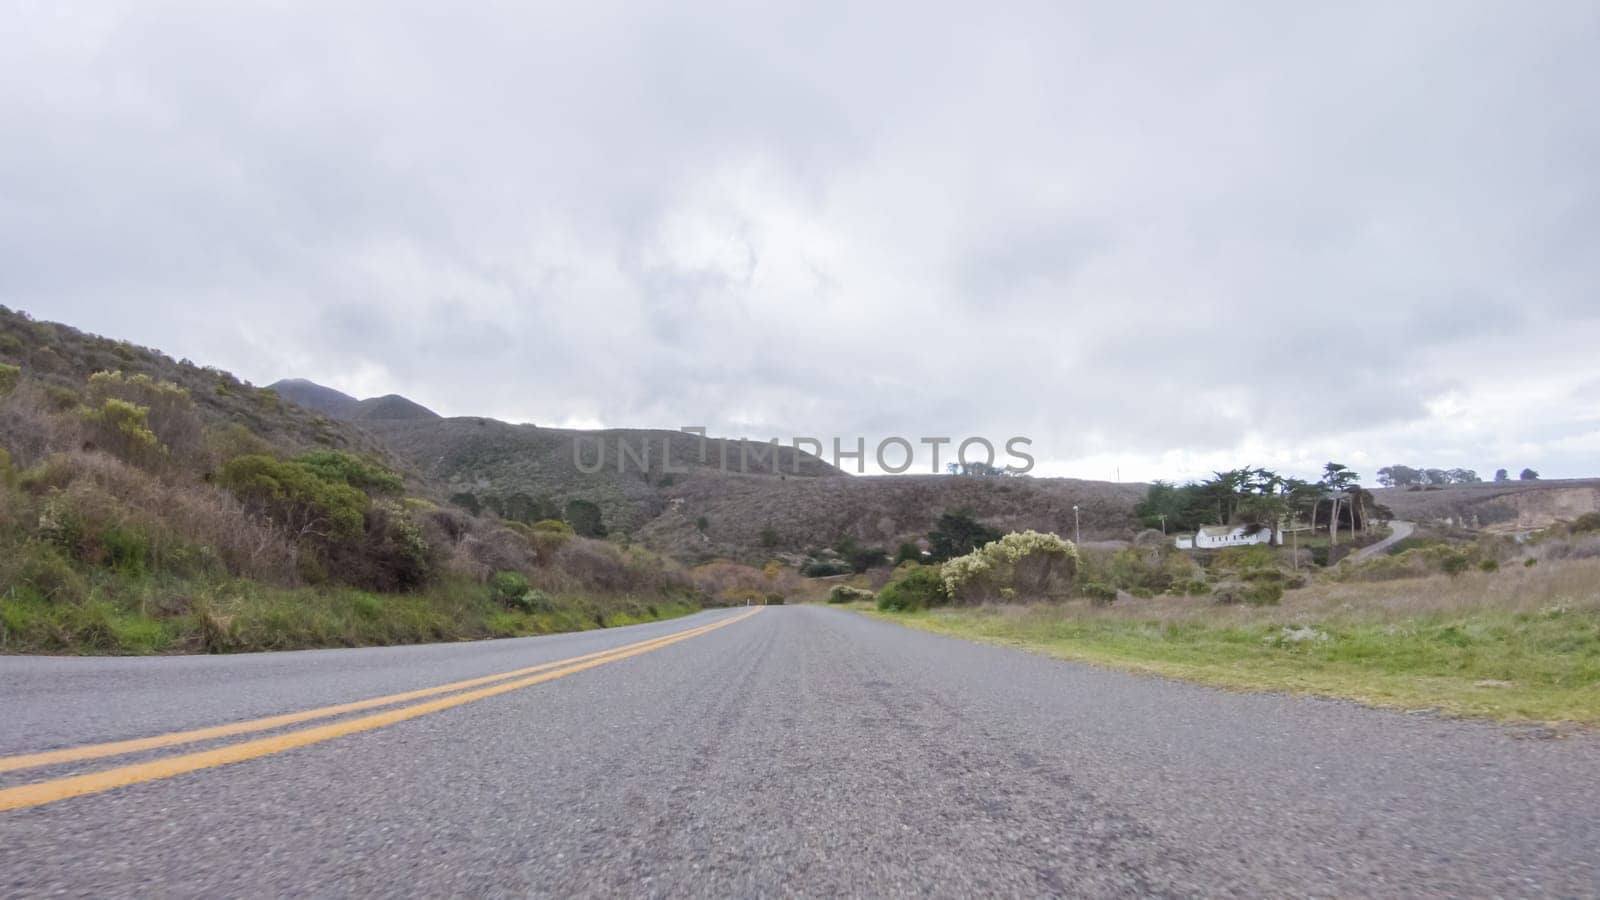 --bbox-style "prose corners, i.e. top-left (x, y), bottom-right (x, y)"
top-left (0, 308), bottom-right (737, 654)
top-left (860, 472), bottom-right (1600, 723)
